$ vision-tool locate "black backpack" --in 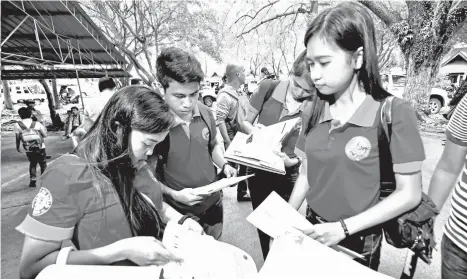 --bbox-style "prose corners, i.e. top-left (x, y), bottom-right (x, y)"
top-left (378, 96), bottom-right (438, 265)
